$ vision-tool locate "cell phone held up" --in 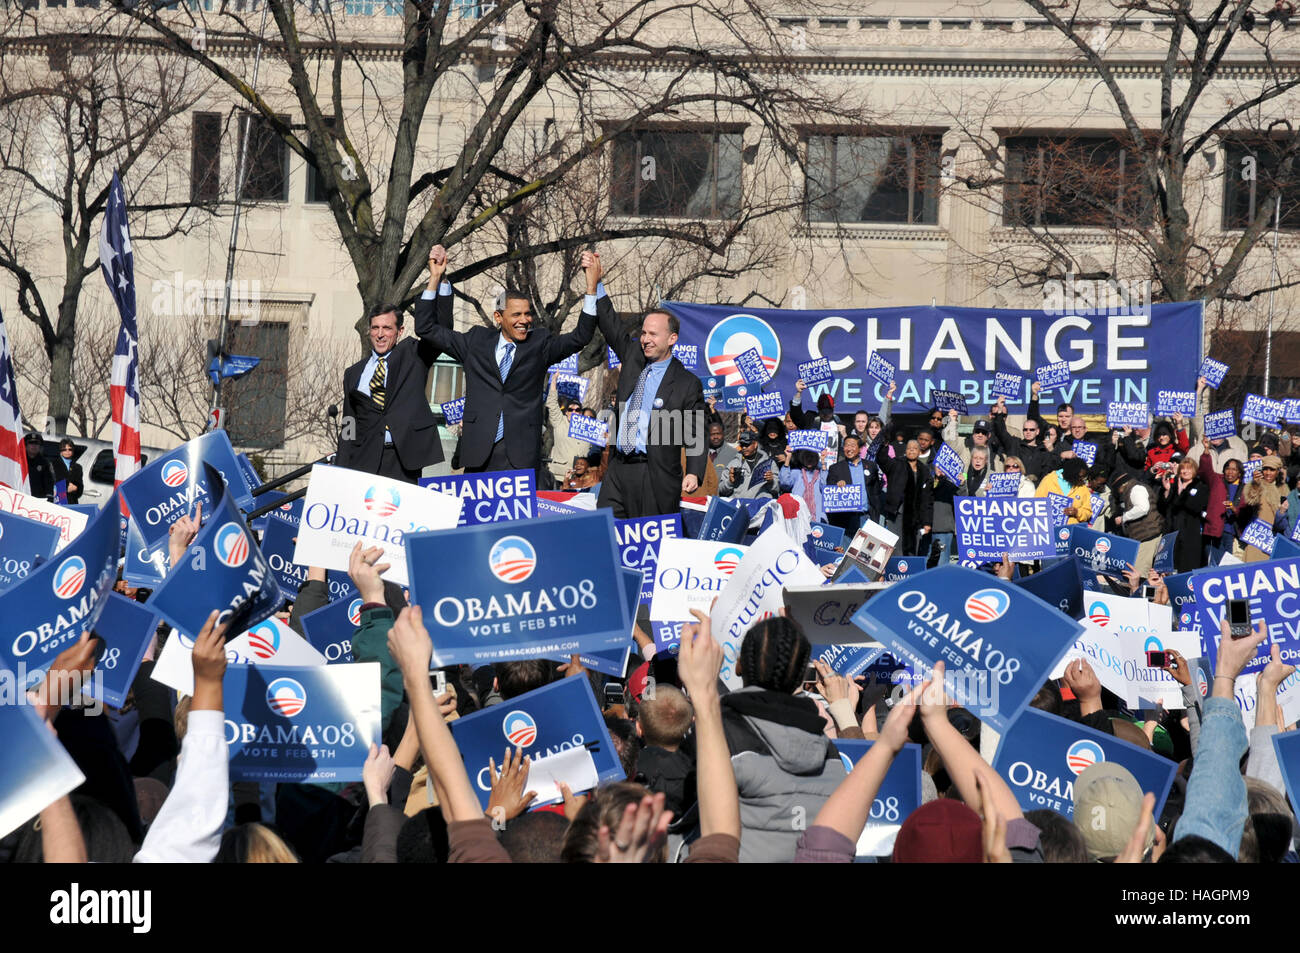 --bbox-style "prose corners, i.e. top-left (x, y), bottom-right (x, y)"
top-left (1227, 598), bottom-right (1253, 639)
